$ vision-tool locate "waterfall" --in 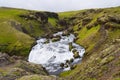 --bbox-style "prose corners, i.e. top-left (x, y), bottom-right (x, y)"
top-left (28, 32), bottom-right (85, 75)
